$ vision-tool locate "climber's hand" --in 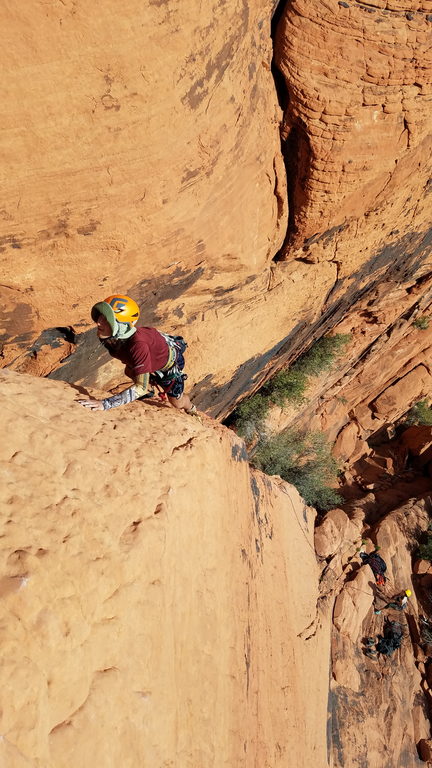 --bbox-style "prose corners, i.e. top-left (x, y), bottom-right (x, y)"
top-left (78, 398), bottom-right (104, 411)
